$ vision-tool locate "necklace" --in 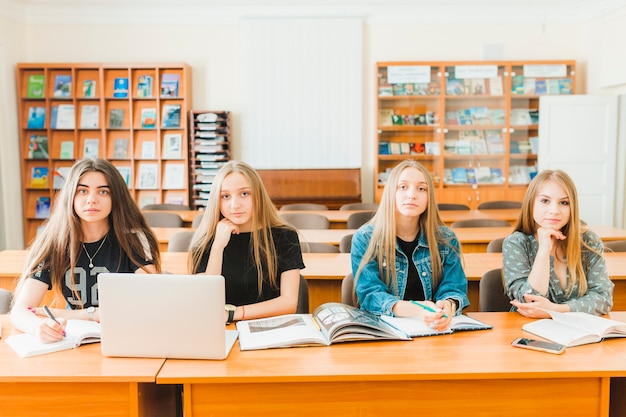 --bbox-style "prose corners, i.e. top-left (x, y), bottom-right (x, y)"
top-left (82, 235), bottom-right (107, 268)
